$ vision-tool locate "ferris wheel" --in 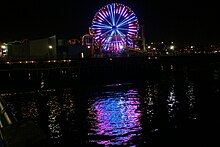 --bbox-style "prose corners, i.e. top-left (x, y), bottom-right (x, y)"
top-left (90, 3), bottom-right (139, 52)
